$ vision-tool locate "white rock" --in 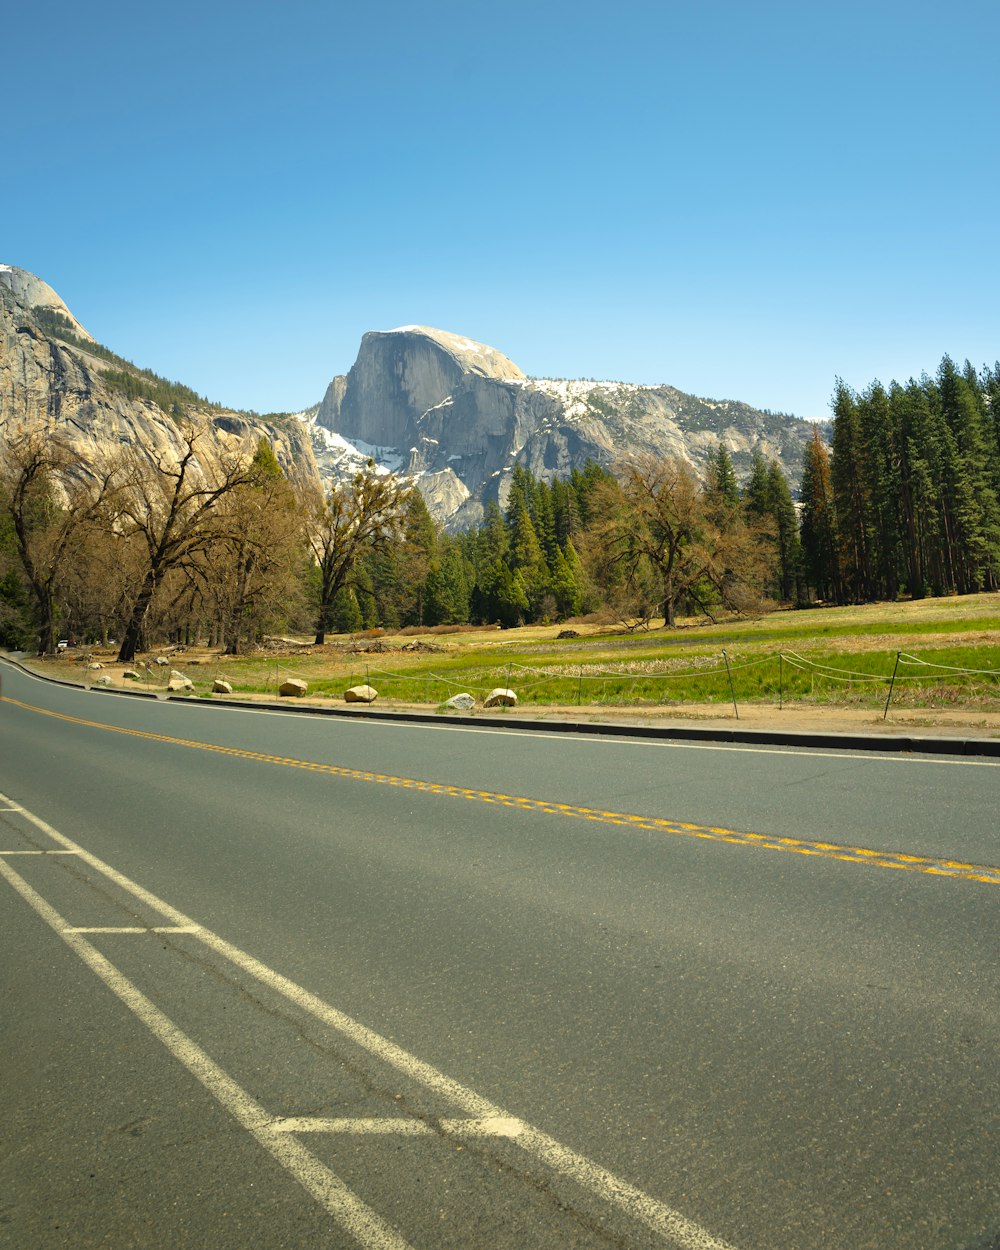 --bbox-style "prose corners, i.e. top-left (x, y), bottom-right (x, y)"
top-left (345, 684), bottom-right (377, 703)
top-left (87, 661), bottom-right (104, 670)
top-left (444, 693), bottom-right (475, 711)
top-left (167, 675), bottom-right (193, 692)
top-left (155, 656), bottom-right (169, 666)
top-left (484, 687), bottom-right (517, 708)
top-left (212, 679), bottom-right (233, 694)
top-left (122, 669), bottom-right (140, 680)
top-left (279, 678), bottom-right (308, 697)
top-left (94, 675), bottom-right (113, 686)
